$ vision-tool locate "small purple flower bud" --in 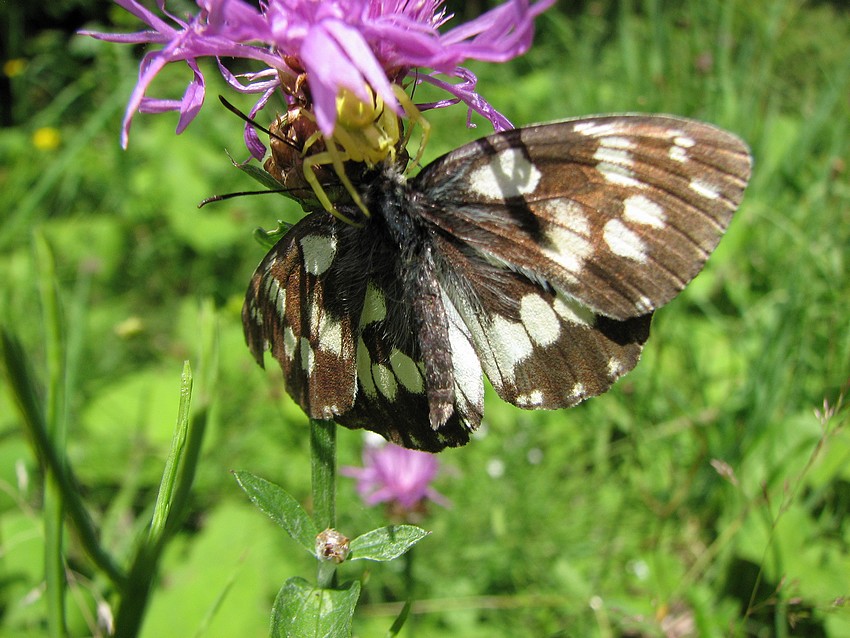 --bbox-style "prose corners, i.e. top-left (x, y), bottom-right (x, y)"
top-left (341, 440), bottom-right (449, 517)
